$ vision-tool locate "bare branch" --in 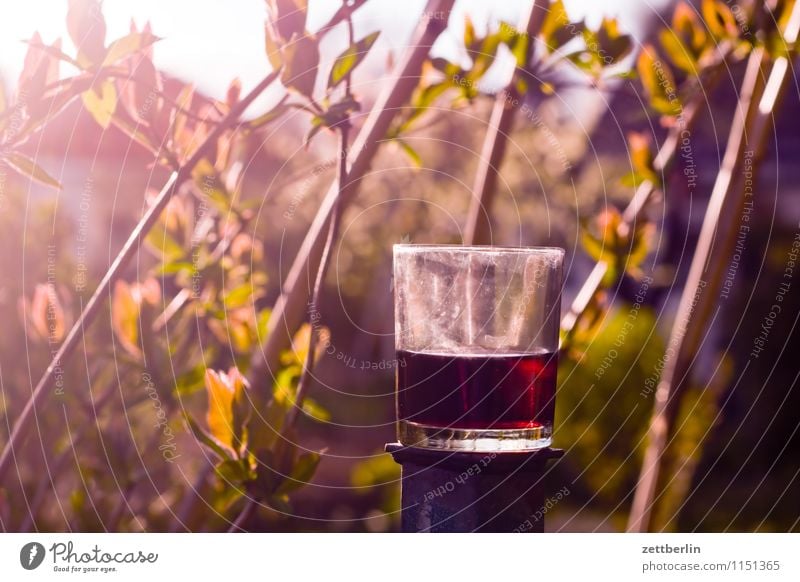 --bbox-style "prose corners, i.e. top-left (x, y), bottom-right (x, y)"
top-left (246, 0), bottom-right (455, 404)
top-left (464, 0), bottom-right (549, 245)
